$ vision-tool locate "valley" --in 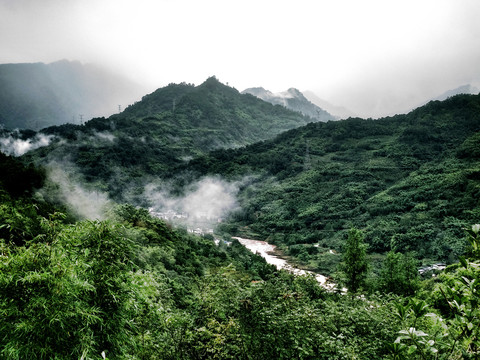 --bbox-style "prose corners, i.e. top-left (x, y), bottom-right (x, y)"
top-left (233, 236), bottom-right (332, 288)
top-left (1, 75), bottom-right (480, 359)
